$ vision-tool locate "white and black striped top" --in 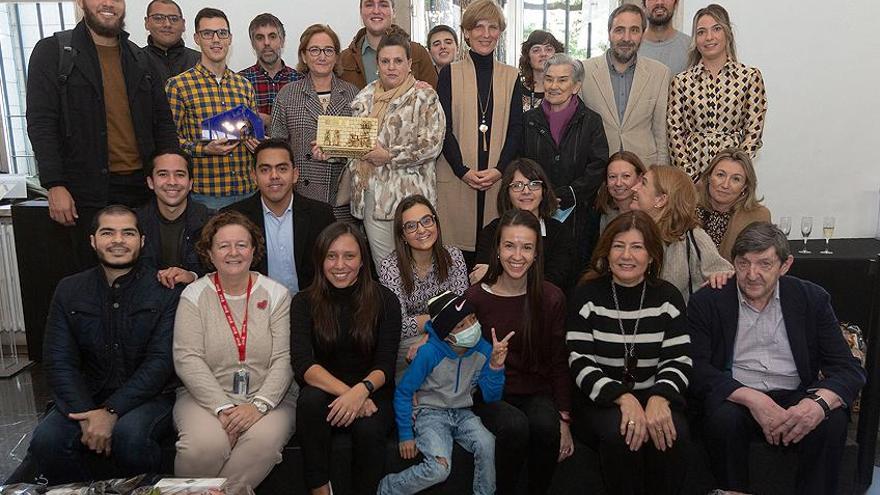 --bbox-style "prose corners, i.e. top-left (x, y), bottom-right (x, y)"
top-left (566, 275), bottom-right (691, 407)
